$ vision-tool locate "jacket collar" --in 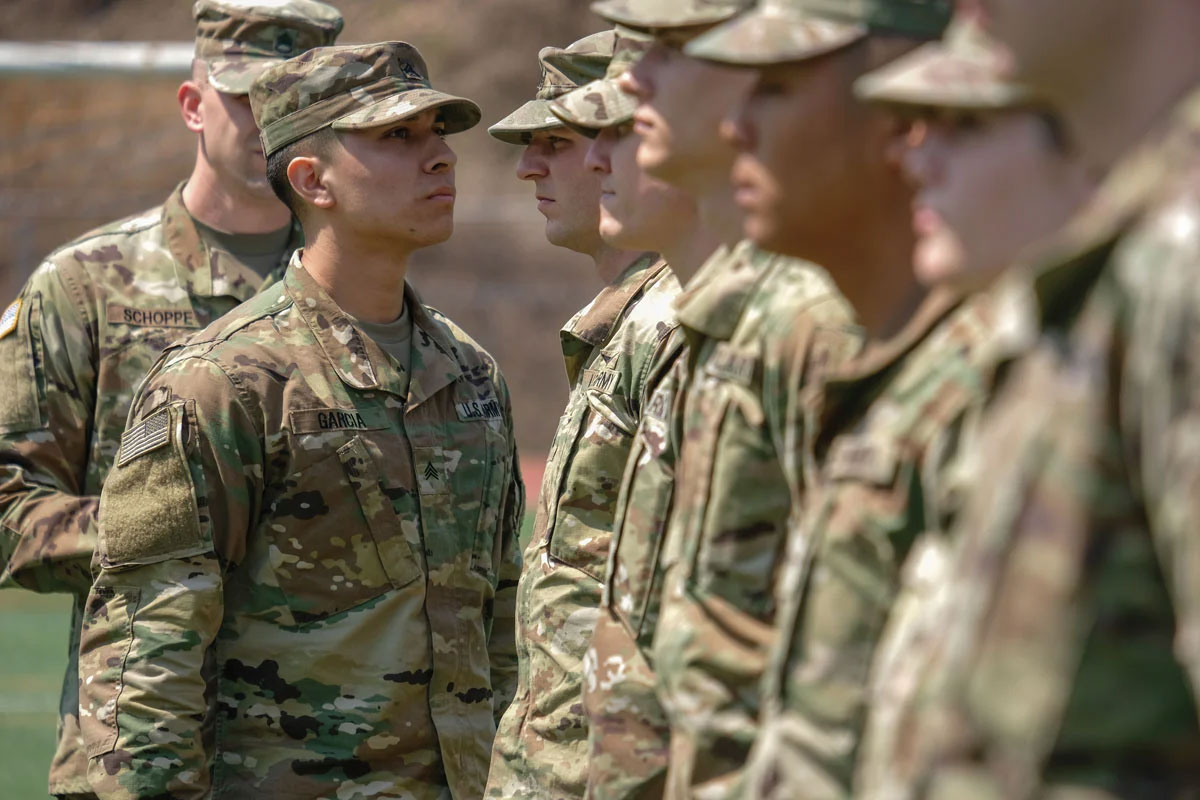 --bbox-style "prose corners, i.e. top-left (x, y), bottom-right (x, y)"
top-left (286, 251), bottom-right (463, 409)
top-left (560, 252), bottom-right (667, 384)
top-left (673, 240), bottom-right (774, 344)
top-left (163, 182), bottom-right (302, 300)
